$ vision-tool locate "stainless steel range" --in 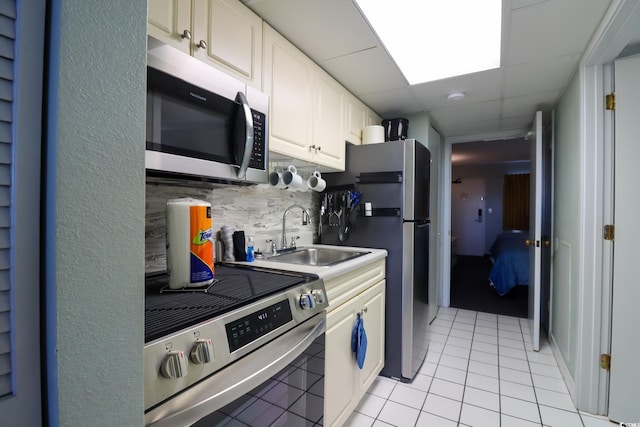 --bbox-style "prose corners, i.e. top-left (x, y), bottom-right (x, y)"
top-left (144, 263), bottom-right (328, 426)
